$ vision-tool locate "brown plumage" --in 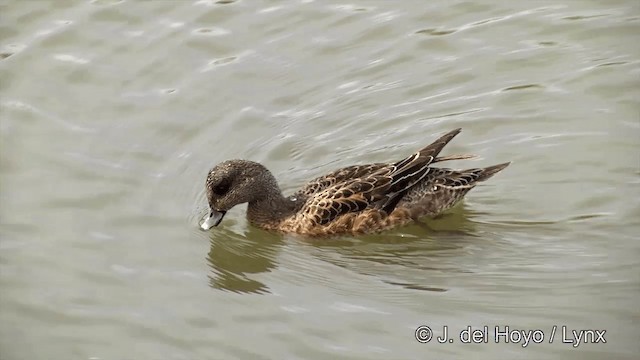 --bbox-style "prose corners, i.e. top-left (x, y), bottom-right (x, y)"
top-left (201, 128), bottom-right (509, 236)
